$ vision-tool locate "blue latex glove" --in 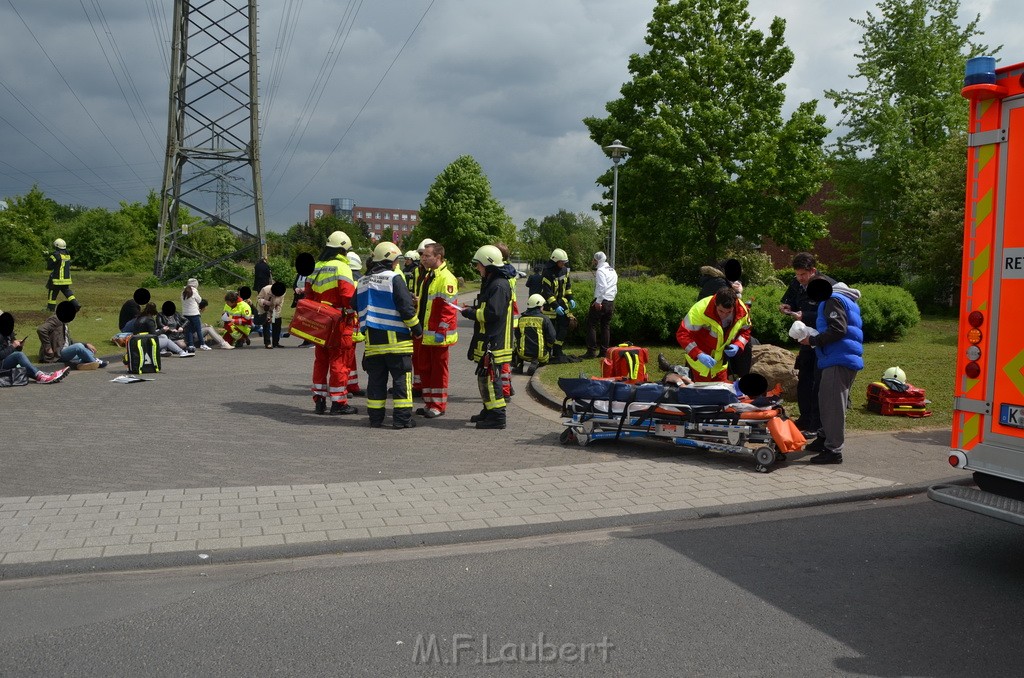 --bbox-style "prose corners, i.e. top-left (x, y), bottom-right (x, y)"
top-left (569, 299), bottom-right (577, 310)
top-left (723, 344), bottom-right (740, 358)
top-left (433, 332), bottom-right (445, 343)
top-left (555, 306), bottom-right (566, 316)
top-left (696, 353), bottom-right (716, 369)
